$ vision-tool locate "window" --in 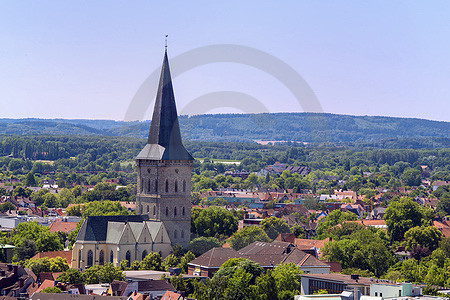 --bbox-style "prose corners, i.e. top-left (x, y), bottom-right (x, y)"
top-left (165, 207), bottom-right (169, 216)
top-left (142, 250), bottom-right (148, 260)
top-left (153, 205), bottom-right (156, 215)
top-left (175, 180), bottom-right (178, 192)
top-left (99, 250), bottom-right (104, 265)
top-left (87, 250), bottom-right (93, 267)
top-left (380, 293), bottom-right (383, 297)
top-left (110, 251), bottom-right (114, 263)
top-left (78, 250), bottom-right (82, 269)
top-left (126, 251), bottom-right (131, 267)
top-left (155, 180), bottom-right (158, 192)
top-left (181, 230), bottom-right (184, 238)
top-left (148, 180), bottom-right (151, 193)
top-left (375, 292), bottom-right (378, 297)
top-left (174, 207), bottom-right (177, 216)
top-left (146, 205), bottom-right (150, 213)
top-left (182, 207), bottom-right (185, 216)
top-left (174, 230), bottom-right (178, 239)
top-left (141, 179), bottom-right (144, 192)
top-left (165, 180), bottom-right (169, 193)
top-left (183, 180), bottom-right (186, 192)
